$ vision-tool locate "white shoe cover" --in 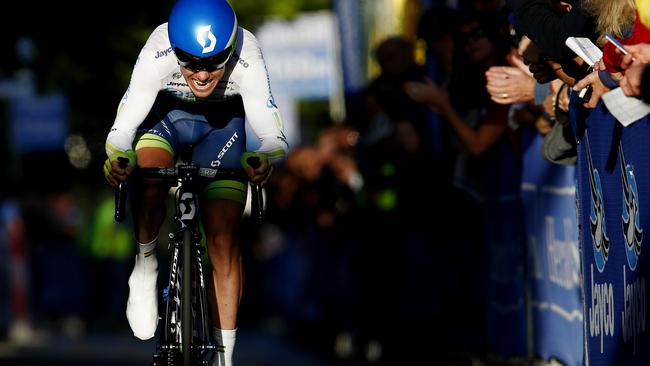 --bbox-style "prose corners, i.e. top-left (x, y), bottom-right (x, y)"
top-left (126, 253), bottom-right (159, 340)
